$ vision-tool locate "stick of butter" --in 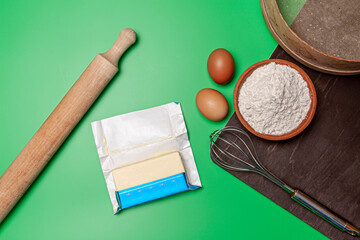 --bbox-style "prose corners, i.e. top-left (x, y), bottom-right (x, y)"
top-left (112, 152), bottom-right (189, 209)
